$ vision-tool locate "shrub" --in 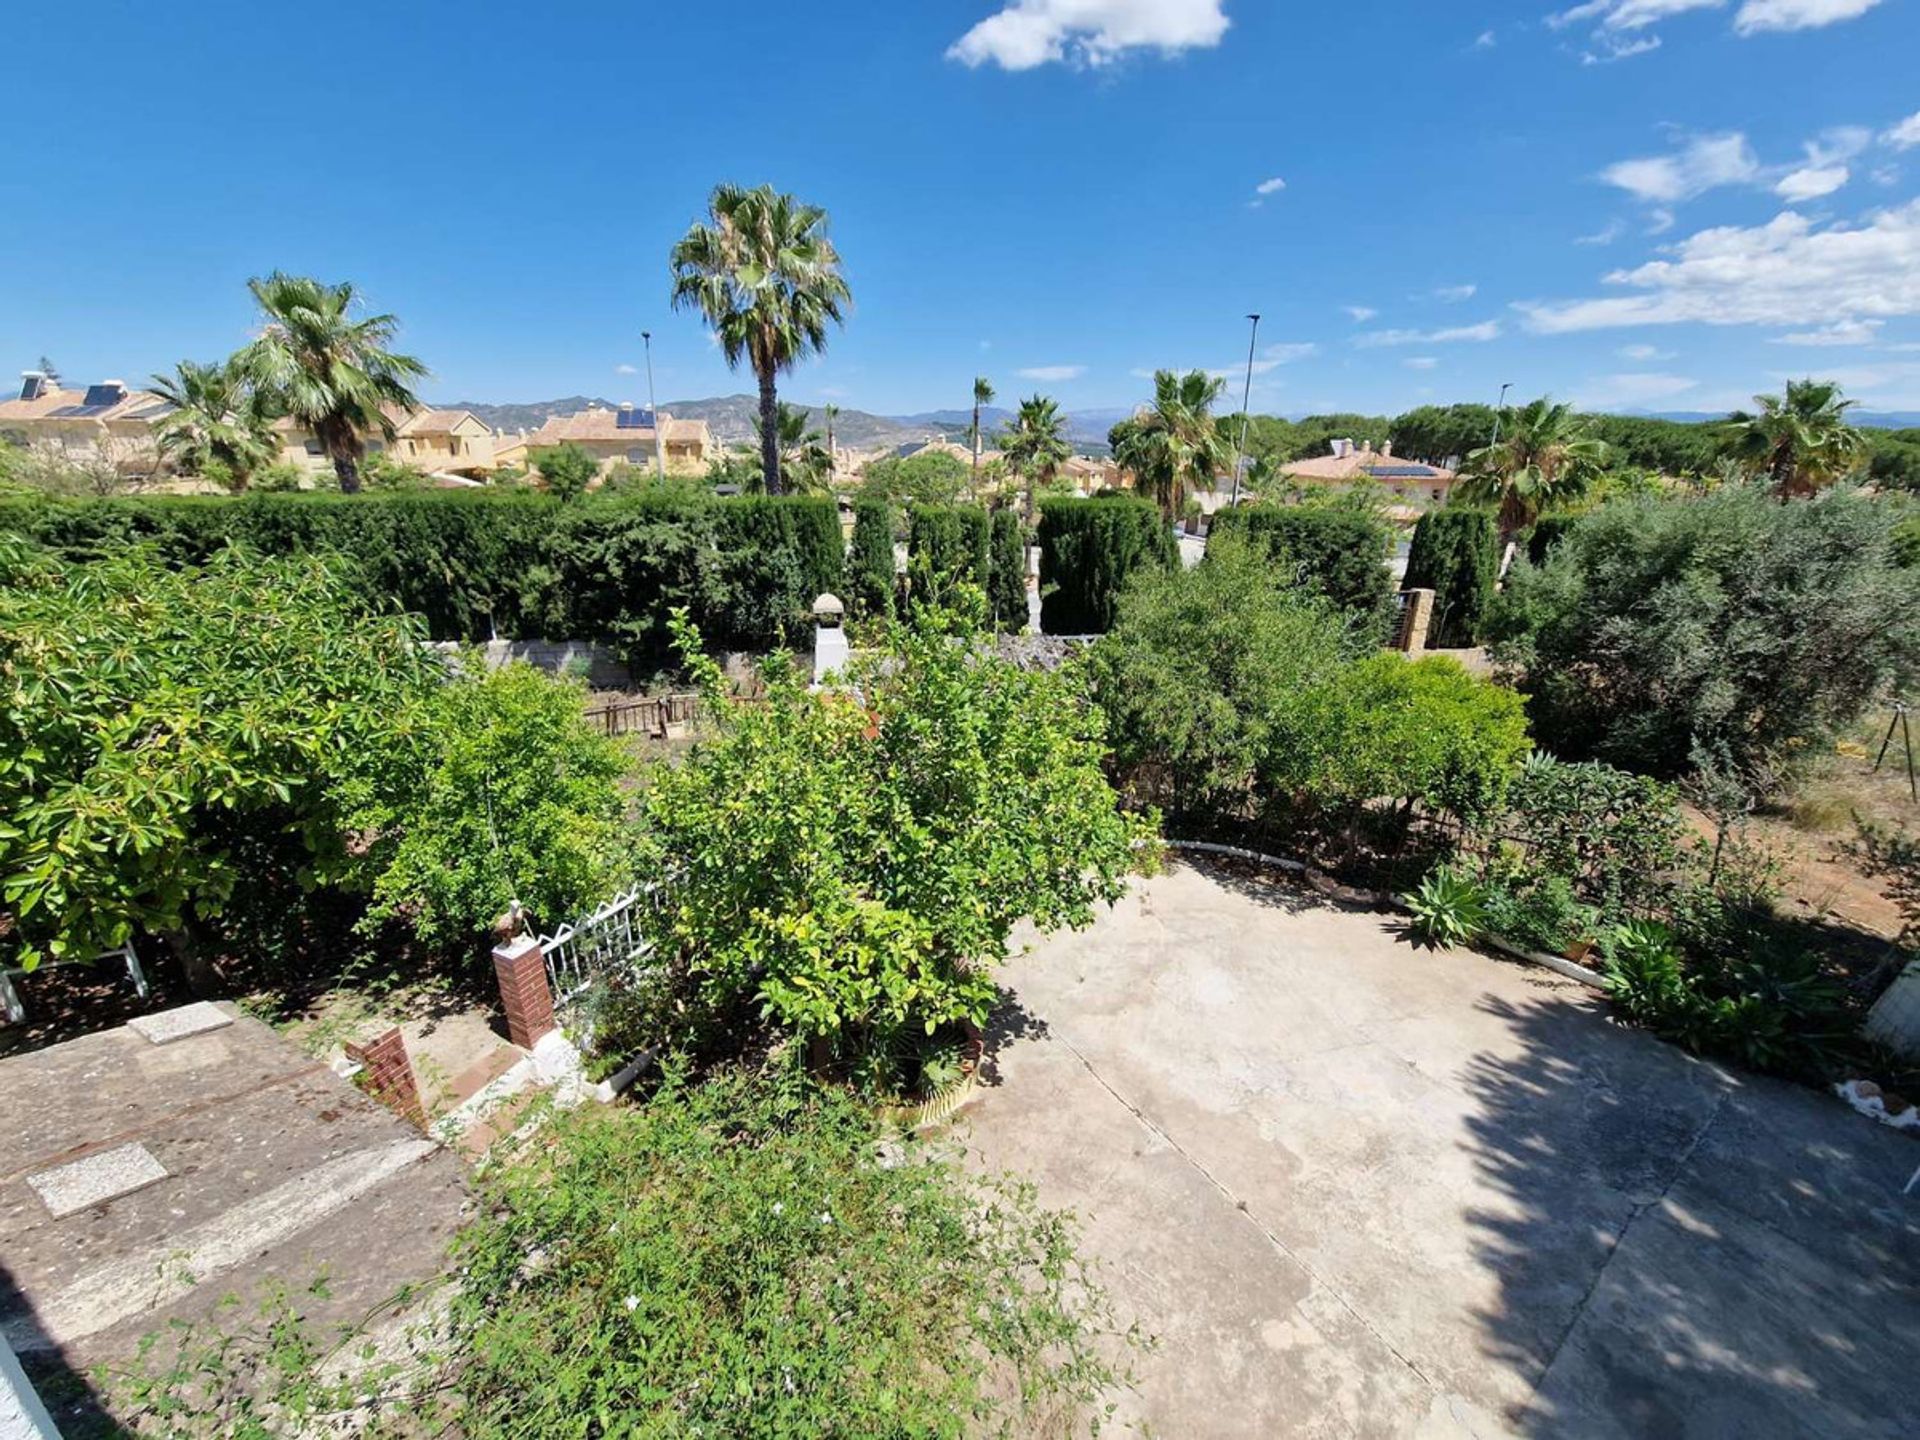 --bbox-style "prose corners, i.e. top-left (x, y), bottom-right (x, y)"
top-left (1482, 870), bottom-right (1598, 954)
top-left (1497, 755), bottom-right (1686, 921)
top-left (1208, 503), bottom-right (1395, 640)
top-left (530, 490), bottom-right (720, 668)
top-left (989, 507), bottom-right (1027, 632)
top-left (1404, 507), bottom-right (1497, 647)
top-left (534, 441), bottom-right (599, 500)
top-left (1524, 513), bottom-right (1579, 567)
top-left (858, 448), bottom-right (969, 507)
top-left (710, 495), bottom-right (845, 648)
top-left (639, 603), bottom-right (1154, 1046)
top-left (342, 663), bottom-right (633, 944)
top-left (847, 497), bottom-right (896, 619)
top-left (1037, 495), bottom-right (1173, 634)
top-left (1403, 866), bottom-right (1486, 948)
top-left (1488, 486), bottom-right (1920, 775)
top-left (906, 503), bottom-right (989, 610)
